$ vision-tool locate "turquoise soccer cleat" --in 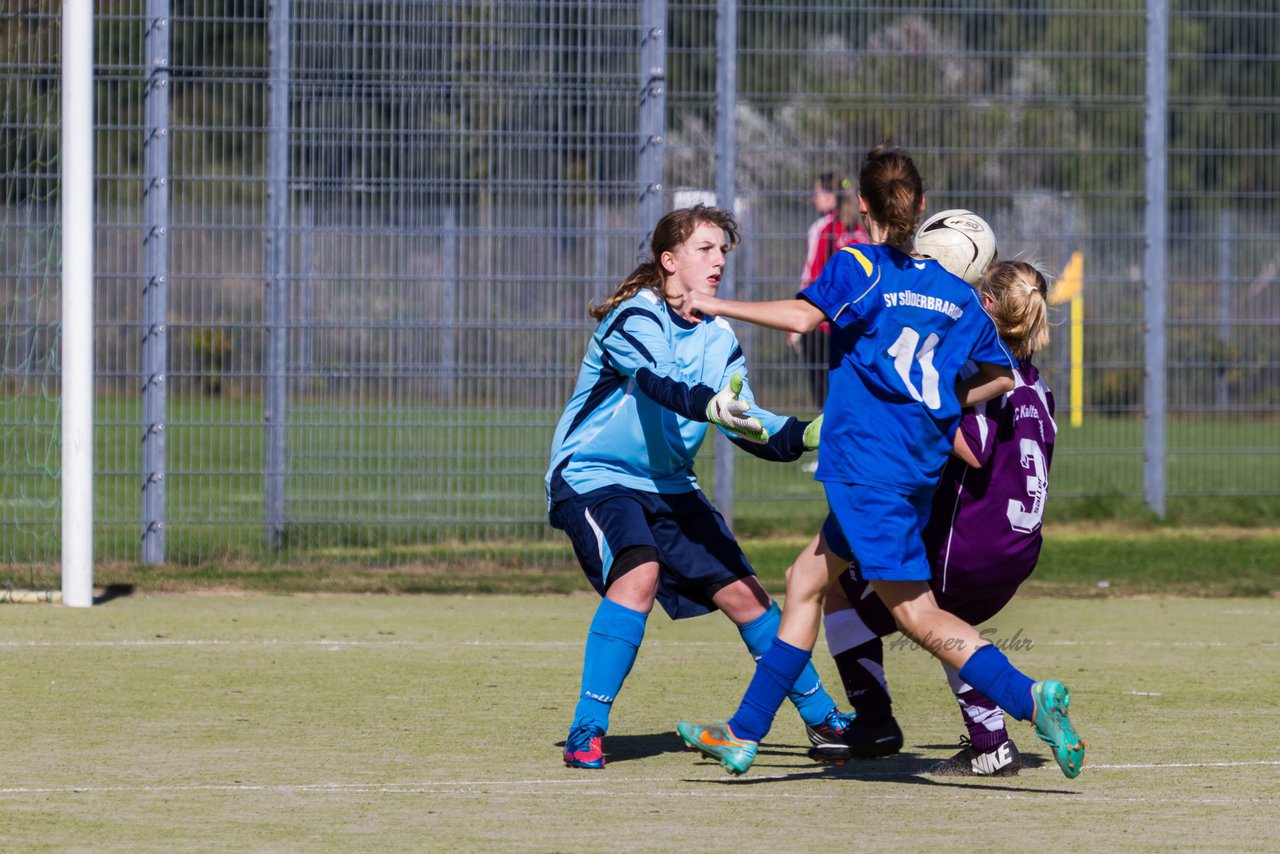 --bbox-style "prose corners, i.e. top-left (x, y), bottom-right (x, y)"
top-left (676, 721), bottom-right (758, 776)
top-left (1030, 680), bottom-right (1086, 779)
